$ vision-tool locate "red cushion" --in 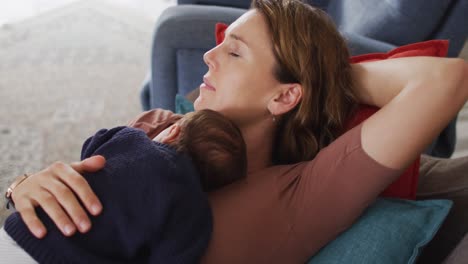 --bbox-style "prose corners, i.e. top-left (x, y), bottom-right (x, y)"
top-left (215, 23), bottom-right (228, 45)
top-left (350, 40), bottom-right (449, 63)
top-left (214, 23), bottom-right (449, 200)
